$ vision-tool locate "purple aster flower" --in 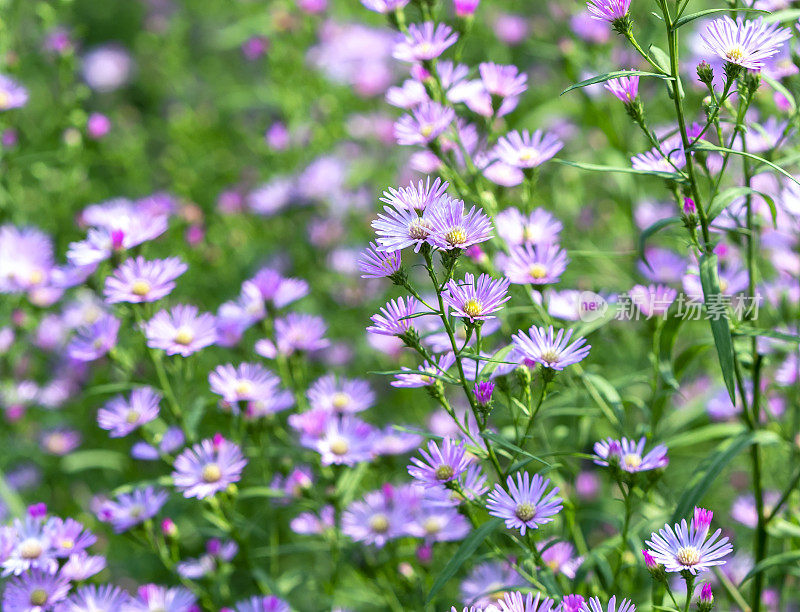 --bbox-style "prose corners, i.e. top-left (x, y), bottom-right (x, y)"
top-left (393, 22), bottom-right (458, 63)
top-left (358, 242), bottom-right (401, 279)
top-left (342, 489), bottom-right (407, 547)
top-left (457, 463), bottom-right (489, 501)
top-left (2, 570), bottom-right (70, 611)
top-left (0, 75), bottom-right (28, 111)
top-left (97, 387), bottom-right (161, 438)
top-left (392, 352), bottom-right (456, 387)
top-left (290, 506), bottom-right (335, 536)
top-left (67, 216), bottom-right (168, 267)
top-left (492, 130), bottom-right (563, 169)
top-left (487, 471), bottom-right (562, 535)
top-left (579, 596), bottom-right (636, 612)
top-left (594, 437), bottom-right (668, 472)
top-left (132, 427), bottom-right (185, 461)
top-left (44, 516), bottom-right (96, 556)
top-left (560, 594), bottom-right (587, 612)
top-left (476, 62), bottom-right (527, 116)
top-left (126, 584), bottom-right (196, 612)
top-left (488, 591), bottom-right (556, 612)
top-left (249, 268), bottom-right (309, 308)
top-left (307, 374), bottom-right (375, 413)
top-left (372, 202), bottom-right (437, 252)
top-left (66, 313), bottom-right (120, 361)
top-left (500, 243), bottom-right (569, 285)
top-left (144, 304), bottom-right (217, 357)
top-left (428, 197), bottom-right (493, 250)
top-left (62, 584), bottom-right (130, 610)
top-left (408, 438), bottom-right (471, 487)
top-left (0, 225), bottom-right (54, 293)
top-left (367, 297), bottom-right (419, 337)
top-left (172, 435), bottom-right (247, 499)
top-left (701, 17), bottom-right (791, 71)
top-left (629, 284), bottom-right (677, 317)
top-left (311, 415), bottom-right (377, 465)
top-left (645, 507), bottom-right (733, 574)
top-left (93, 486), bottom-right (168, 533)
top-left (631, 138), bottom-right (686, 173)
top-left (586, 0), bottom-right (631, 23)
top-left (381, 176), bottom-right (449, 212)
top-left (104, 256), bottom-right (187, 303)
top-left (59, 551), bottom-right (106, 580)
top-left (40, 429), bottom-right (81, 455)
top-left (394, 101), bottom-right (455, 146)
top-left (460, 560), bottom-right (521, 608)
top-left (512, 325), bottom-right (590, 370)
top-left (233, 596), bottom-right (290, 612)
top-left (444, 273), bottom-right (510, 321)
top-left (495, 207), bottom-right (562, 246)
top-left (208, 363), bottom-right (281, 404)
top-left (2, 516), bottom-right (57, 576)
top-left (406, 504), bottom-right (470, 542)
top-left (374, 426), bottom-right (424, 455)
top-left (638, 247), bottom-right (687, 283)
top-left (604, 75), bottom-right (639, 103)
top-left (268, 313), bottom-right (329, 355)
top-left (361, 0), bottom-right (410, 13)
top-left (731, 491), bottom-right (781, 529)
top-left (474, 380), bottom-right (495, 406)
top-left (539, 540), bottom-right (583, 578)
